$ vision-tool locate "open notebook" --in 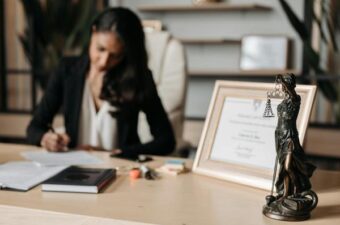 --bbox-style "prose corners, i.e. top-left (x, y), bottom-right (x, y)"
top-left (0, 161), bottom-right (68, 191)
